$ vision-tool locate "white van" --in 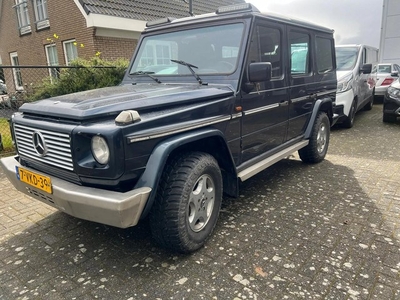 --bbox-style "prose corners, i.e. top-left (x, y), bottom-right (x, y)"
top-left (335, 44), bottom-right (378, 128)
